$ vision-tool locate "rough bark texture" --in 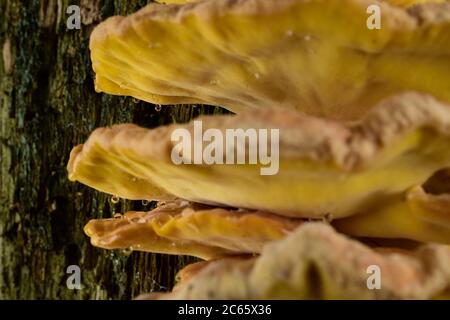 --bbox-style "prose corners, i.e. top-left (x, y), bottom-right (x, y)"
top-left (0, 0), bottom-right (228, 299)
